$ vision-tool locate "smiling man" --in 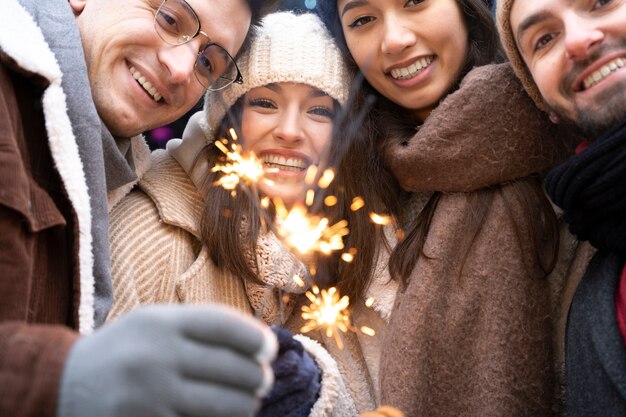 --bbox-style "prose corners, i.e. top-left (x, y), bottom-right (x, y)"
top-left (497, 0), bottom-right (626, 415)
top-left (0, 0), bottom-right (279, 416)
